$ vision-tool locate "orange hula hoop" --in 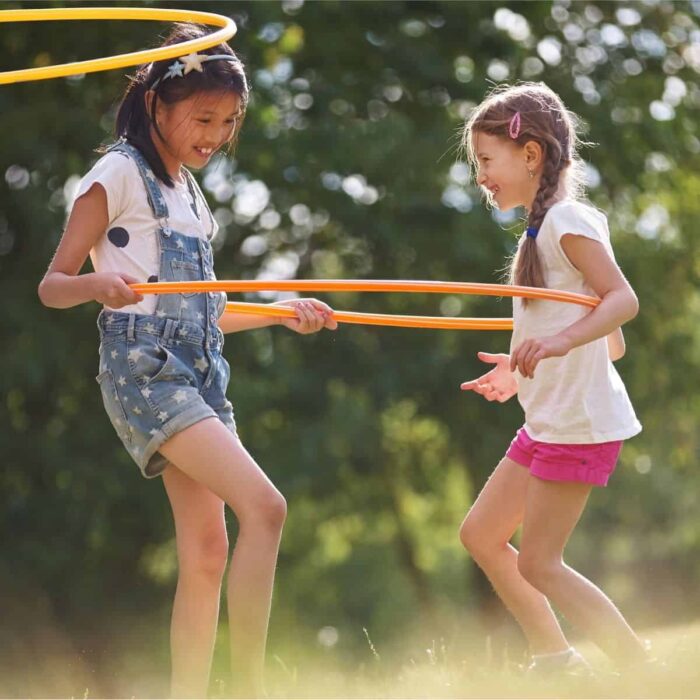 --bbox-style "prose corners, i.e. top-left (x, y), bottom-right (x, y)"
top-left (127, 280), bottom-right (599, 331)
